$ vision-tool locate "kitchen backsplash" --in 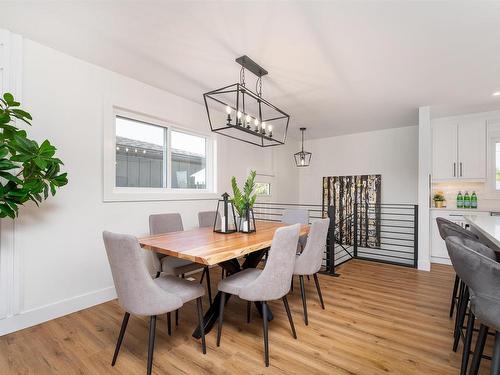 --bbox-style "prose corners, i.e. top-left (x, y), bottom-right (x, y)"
top-left (431, 181), bottom-right (500, 210)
